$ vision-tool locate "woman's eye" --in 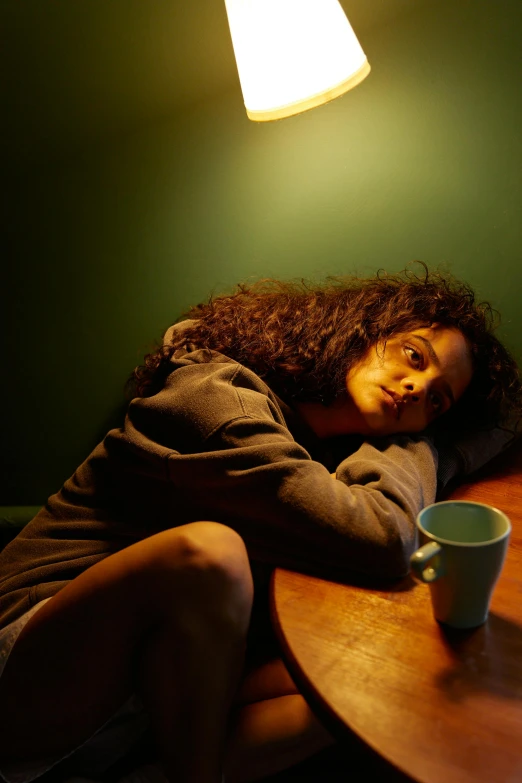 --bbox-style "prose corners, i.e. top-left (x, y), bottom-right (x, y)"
top-left (430, 393), bottom-right (443, 412)
top-left (405, 346), bottom-right (422, 368)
